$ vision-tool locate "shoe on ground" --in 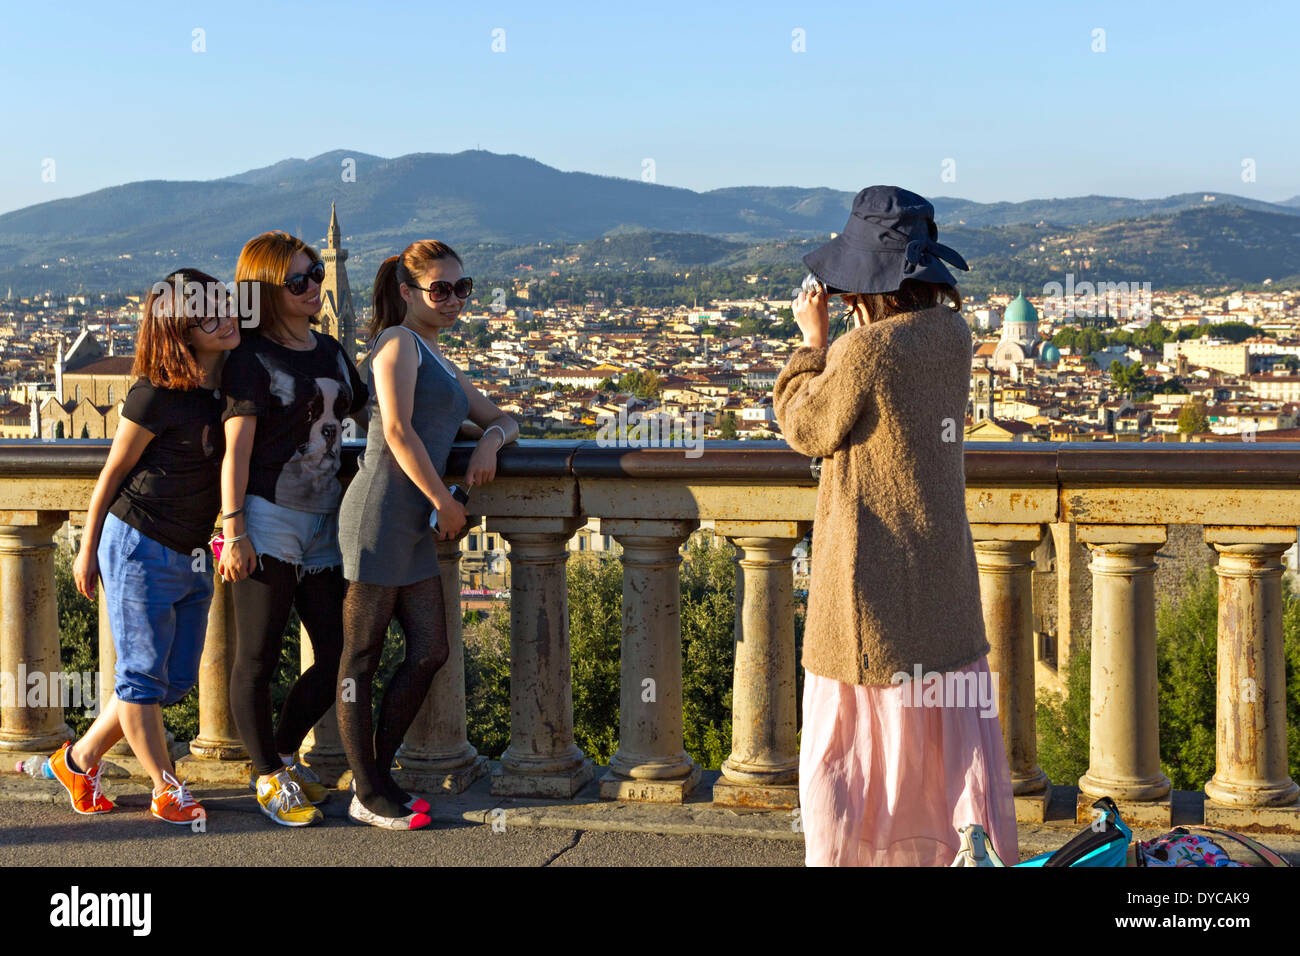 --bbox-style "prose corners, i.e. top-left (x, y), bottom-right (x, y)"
top-left (284, 758), bottom-right (329, 805)
top-left (255, 770), bottom-right (323, 827)
top-left (151, 771), bottom-right (205, 826)
top-left (247, 757), bottom-right (328, 805)
top-left (48, 741), bottom-right (114, 815)
top-left (347, 794), bottom-right (431, 830)
top-left (350, 778), bottom-right (430, 814)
